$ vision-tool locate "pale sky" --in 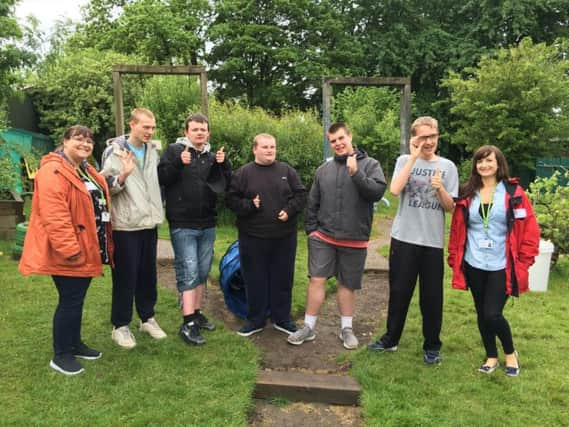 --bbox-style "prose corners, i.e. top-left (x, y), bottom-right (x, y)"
top-left (15, 0), bottom-right (88, 32)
